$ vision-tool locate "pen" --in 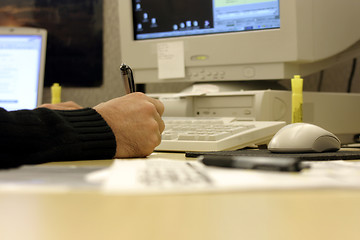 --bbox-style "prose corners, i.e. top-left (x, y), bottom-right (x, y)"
top-left (120, 63), bottom-right (136, 94)
top-left (198, 155), bottom-right (306, 172)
